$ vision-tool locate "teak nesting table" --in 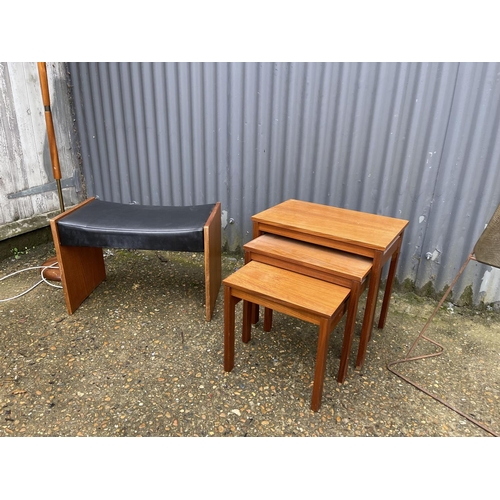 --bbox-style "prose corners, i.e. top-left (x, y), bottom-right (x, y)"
top-left (223, 199), bottom-right (408, 411)
top-left (223, 261), bottom-right (351, 412)
top-left (250, 199), bottom-right (409, 369)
